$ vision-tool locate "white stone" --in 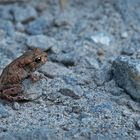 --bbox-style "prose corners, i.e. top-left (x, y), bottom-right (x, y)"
top-left (91, 33), bottom-right (111, 46)
top-left (121, 32), bottom-right (128, 38)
